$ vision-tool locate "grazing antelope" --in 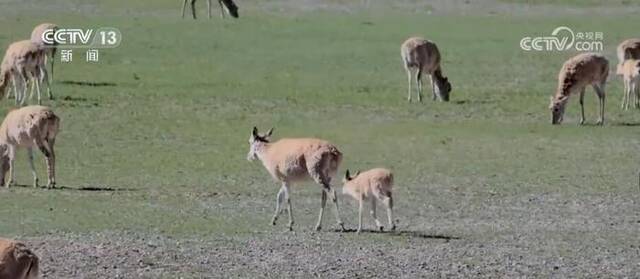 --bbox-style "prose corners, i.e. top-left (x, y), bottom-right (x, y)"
top-left (1, 40), bottom-right (48, 105)
top-left (549, 53), bottom-right (609, 125)
top-left (181, 0), bottom-right (239, 19)
top-left (619, 59), bottom-right (640, 110)
top-left (342, 168), bottom-right (395, 234)
top-left (31, 23), bottom-right (58, 100)
top-left (247, 127), bottom-right (345, 231)
top-left (401, 37), bottom-right (451, 102)
top-left (0, 238), bottom-right (39, 279)
top-left (616, 38), bottom-right (640, 75)
top-left (0, 106), bottom-right (60, 188)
